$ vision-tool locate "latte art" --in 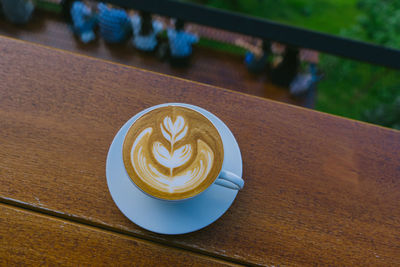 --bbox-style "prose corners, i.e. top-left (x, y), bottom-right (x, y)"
top-left (123, 106), bottom-right (224, 200)
top-left (131, 116), bottom-right (214, 192)
top-left (154, 116), bottom-right (192, 172)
